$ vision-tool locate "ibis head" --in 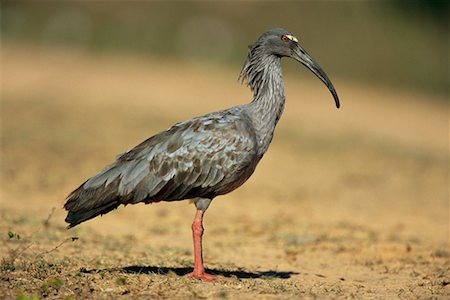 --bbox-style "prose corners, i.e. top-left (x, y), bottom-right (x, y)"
top-left (251, 28), bottom-right (340, 108)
